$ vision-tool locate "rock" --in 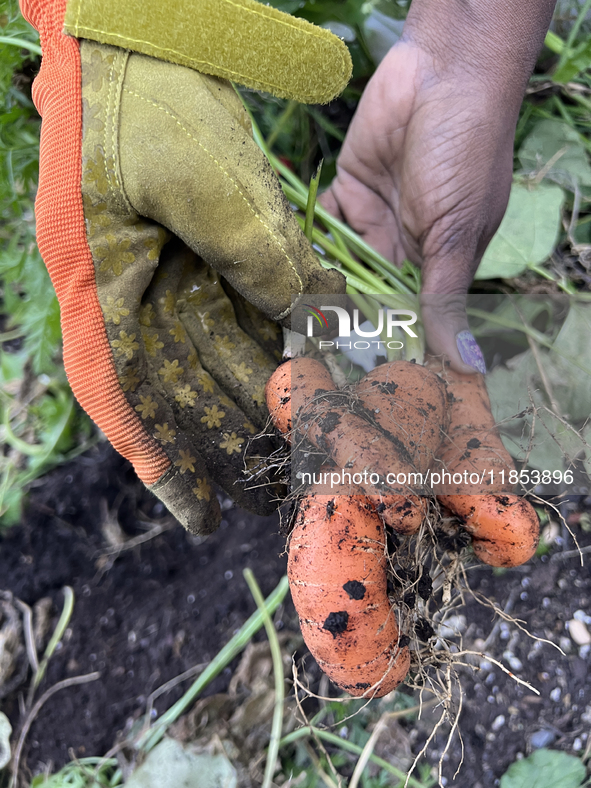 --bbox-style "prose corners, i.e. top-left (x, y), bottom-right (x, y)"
top-left (568, 619), bottom-right (591, 646)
